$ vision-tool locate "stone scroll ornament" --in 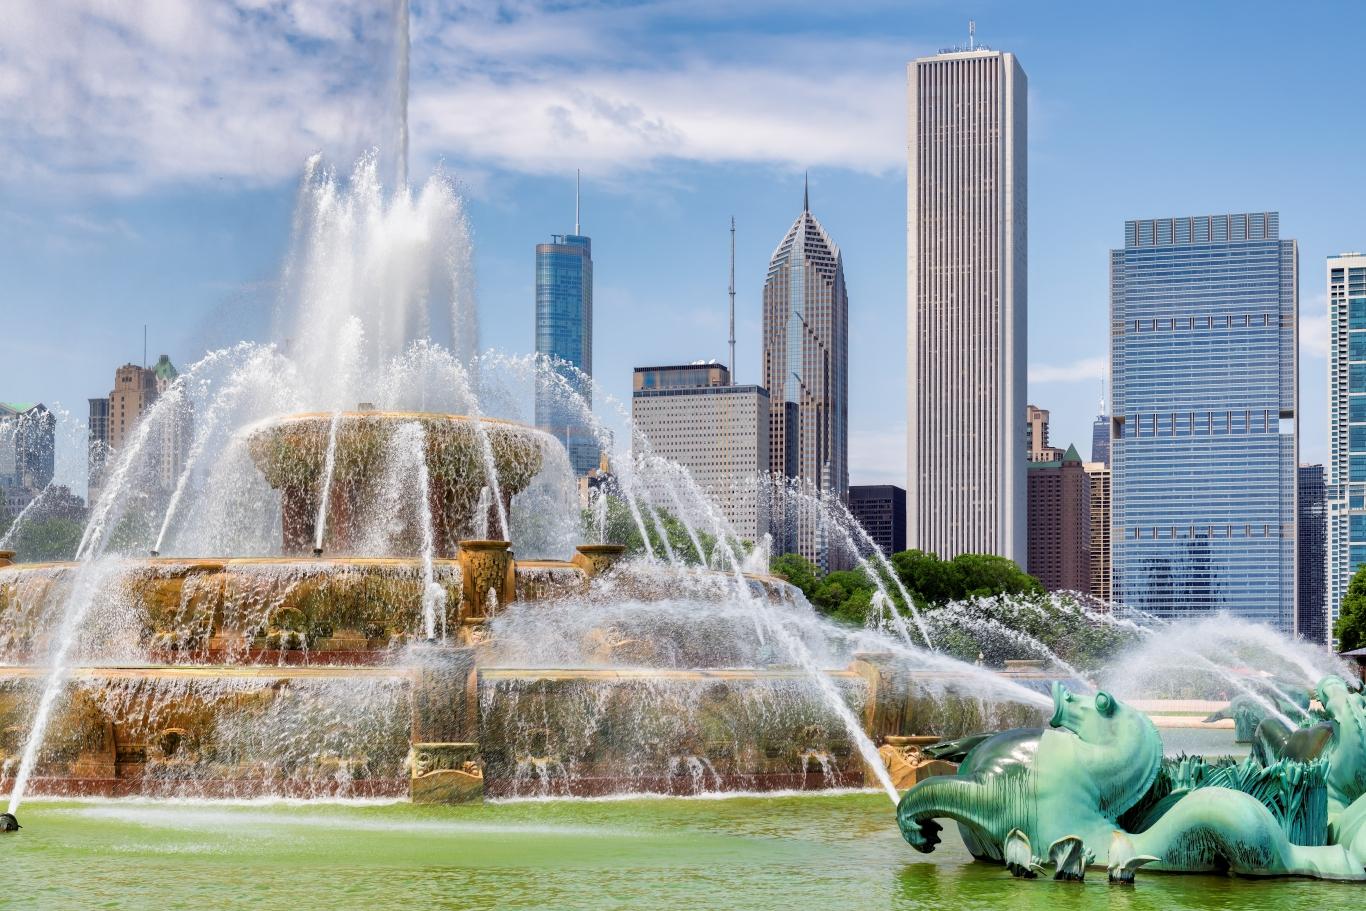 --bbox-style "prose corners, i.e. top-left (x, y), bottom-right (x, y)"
top-left (896, 679), bottom-right (1366, 882)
